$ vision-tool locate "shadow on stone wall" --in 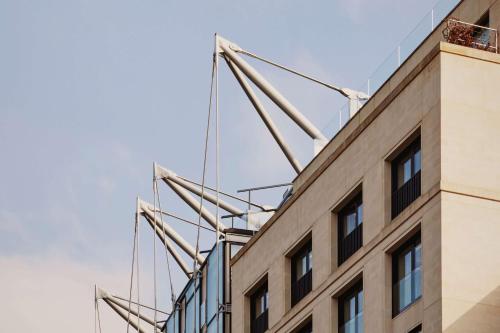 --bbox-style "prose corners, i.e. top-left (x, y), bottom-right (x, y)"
top-left (443, 285), bottom-right (500, 332)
